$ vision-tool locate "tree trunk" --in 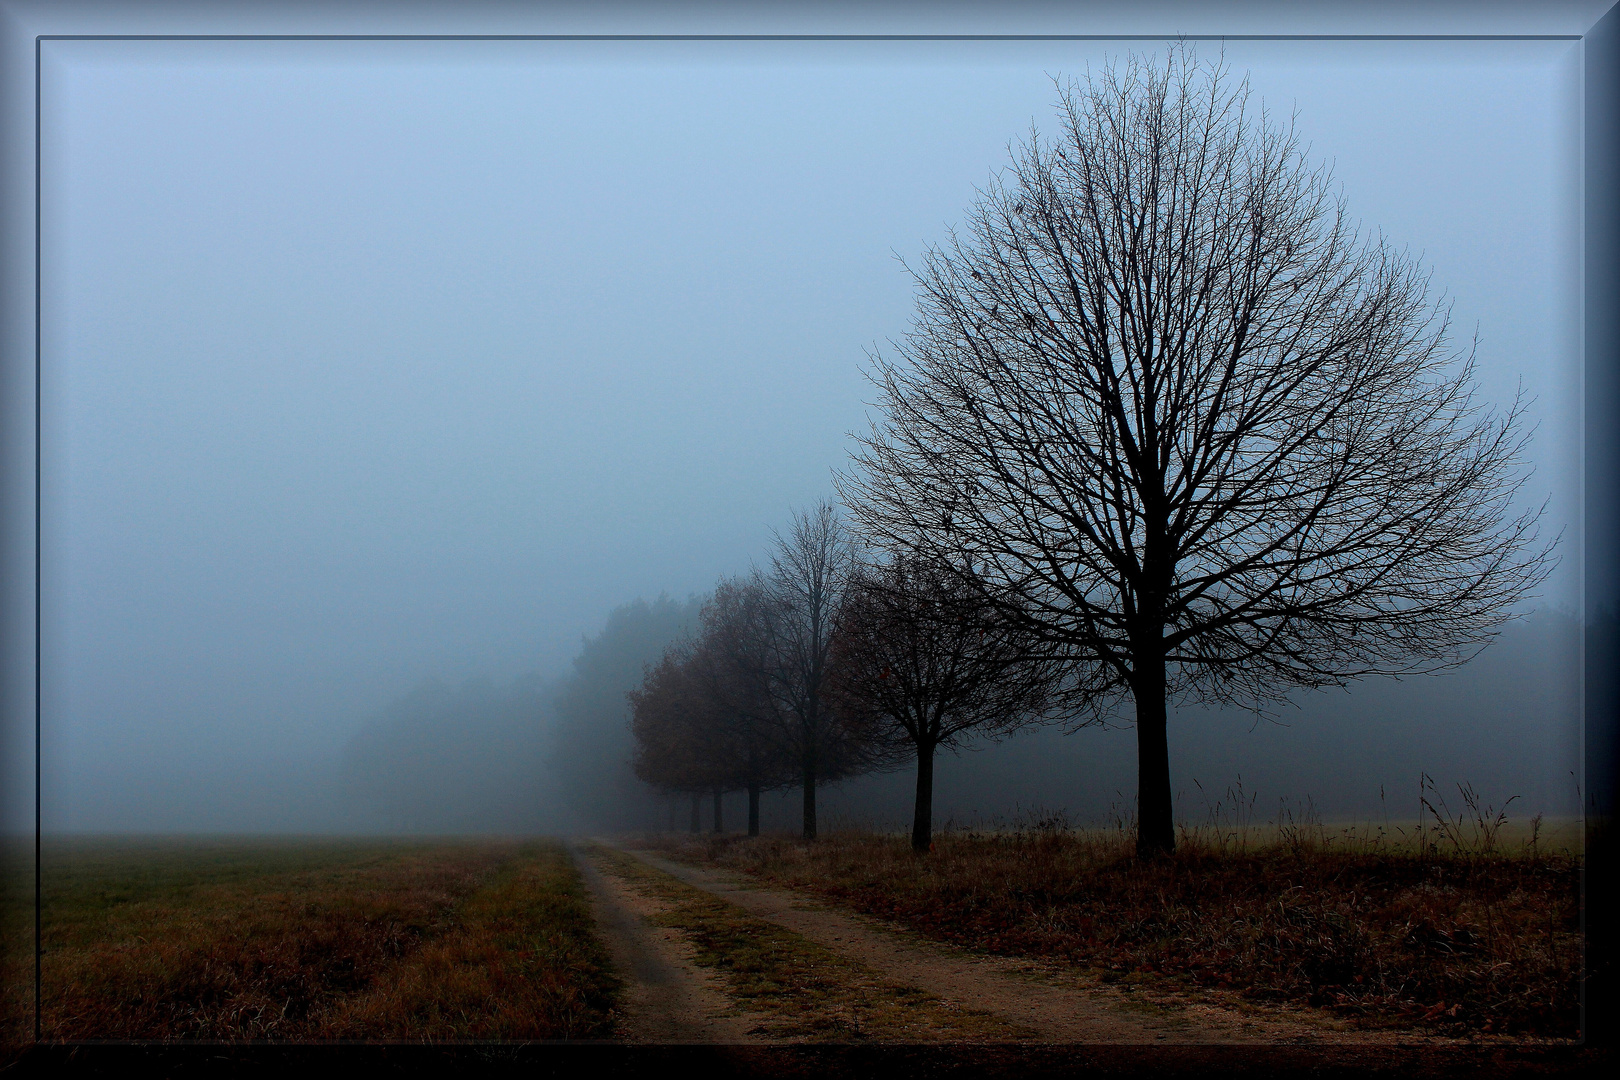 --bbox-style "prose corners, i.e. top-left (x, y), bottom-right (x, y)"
top-left (911, 740), bottom-right (936, 854)
top-left (712, 787), bottom-right (723, 834)
top-left (689, 792), bottom-right (701, 834)
top-left (1133, 648), bottom-right (1175, 857)
top-left (747, 782), bottom-right (760, 837)
top-left (802, 760), bottom-right (817, 841)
